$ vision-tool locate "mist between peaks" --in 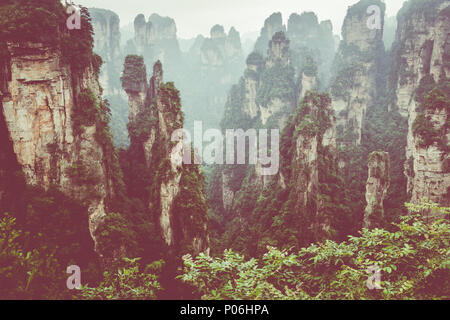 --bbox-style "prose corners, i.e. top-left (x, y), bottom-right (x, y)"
top-left (170, 121), bottom-right (280, 176)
